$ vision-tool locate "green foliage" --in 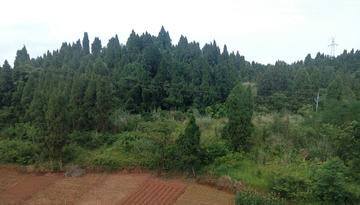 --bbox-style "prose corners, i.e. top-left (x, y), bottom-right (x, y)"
top-left (222, 84), bottom-right (254, 152)
top-left (0, 139), bottom-right (40, 165)
top-left (173, 115), bottom-right (201, 170)
top-left (235, 190), bottom-right (288, 205)
top-left (270, 171), bottom-right (312, 200)
top-left (326, 75), bottom-right (344, 101)
top-left (313, 157), bottom-right (359, 204)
